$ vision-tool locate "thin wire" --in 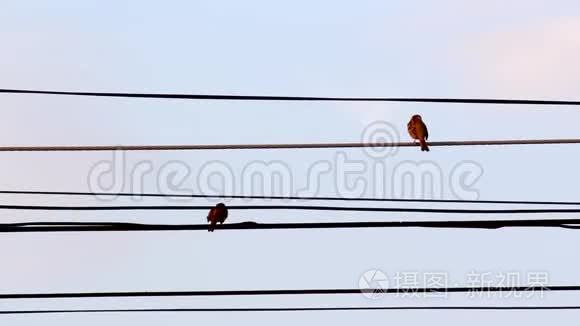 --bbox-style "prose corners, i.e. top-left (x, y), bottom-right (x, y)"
top-left (0, 285), bottom-right (576, 299)
top-left (0, 204), bottom-right (580, 214)
top-left (1, 88), bottom-right (580, 105)
top-left (1, 190), bottom-right (579, 206)
top-left (2, 219), bottom-right (580, 233)
top-left (1, 139), bottom-right (580, 151)
top-left (2, 306), bottom-right (580, 315)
